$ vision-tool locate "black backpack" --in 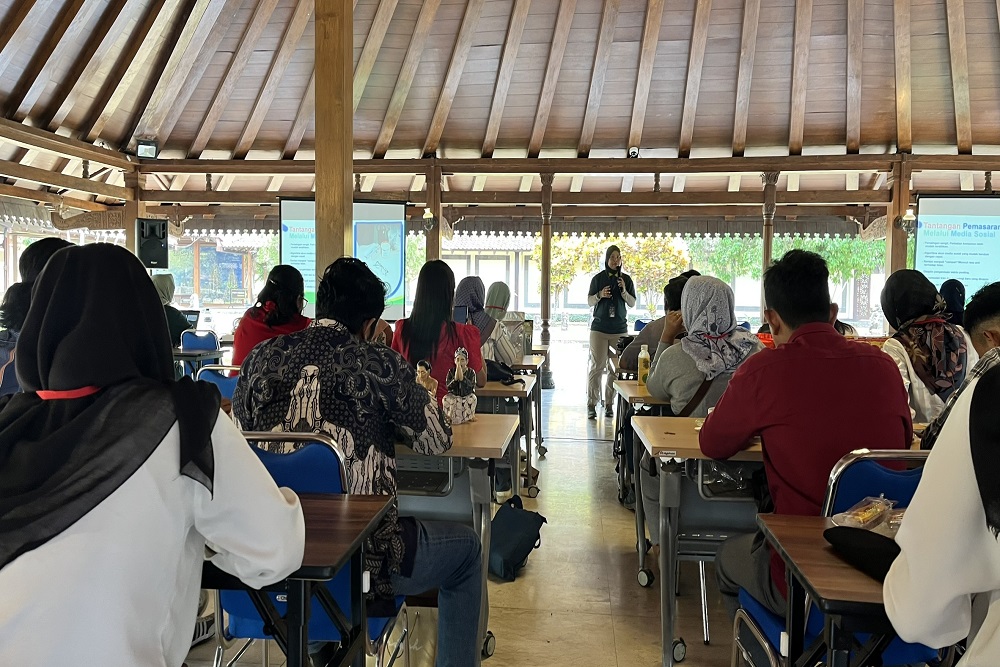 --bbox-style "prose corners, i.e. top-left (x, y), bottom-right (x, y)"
top-left (485, 359), bottom-right (525, 386)
top-left (488, 495), bottom-right (546, 581)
